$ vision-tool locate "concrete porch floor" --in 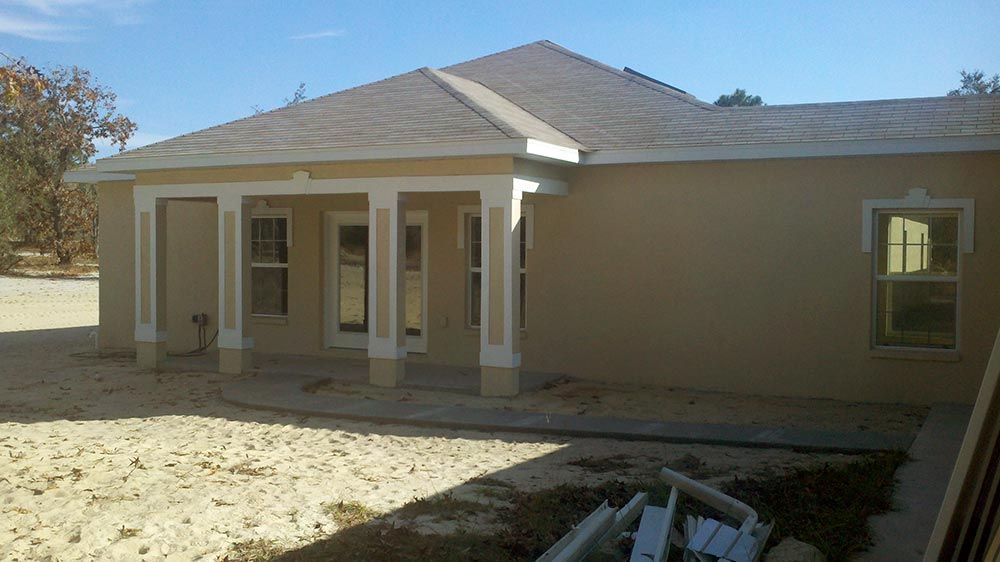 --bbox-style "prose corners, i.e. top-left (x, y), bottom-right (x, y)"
top-left (161, 350), bottom-right (564, 395)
